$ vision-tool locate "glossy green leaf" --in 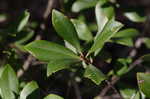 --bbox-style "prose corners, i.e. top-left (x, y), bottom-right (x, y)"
top-left (52, 10), bottom-right (81, 52)
top-left (20, 81), bottom-right (39, 99)
top-left (44, 94), bottom-right (64, 99)
top-left (111, 37), bottom-right (134, 46)
top-left (25, 40), bottom-right (80, 62)
top-left (88, 19), bottom-right (123, 55)
top-left (95, 3), bottom-right (108, 33)
top-left (0, 64), bottom-right (19, 94)
top-left (47, 59), bottom-right (77, 76)
top-left (84, 64), bottom-right (106, 85)
top-left (71, 19), bottom-right (93, 42)
top-left (124, 12), bottom-right (146, 23)
top-left (137, 73), bottom-right (150, 97)
top-left (72, 0), bottom-right (99, 12)
top-left (113, 28), bottom-right (139, 38)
